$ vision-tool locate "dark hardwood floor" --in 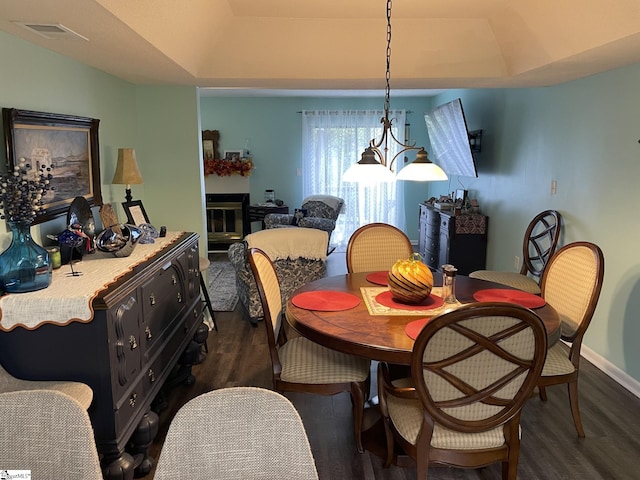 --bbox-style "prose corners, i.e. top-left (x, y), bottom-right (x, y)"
top-left (144, 252), bottom-right (640, 479)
